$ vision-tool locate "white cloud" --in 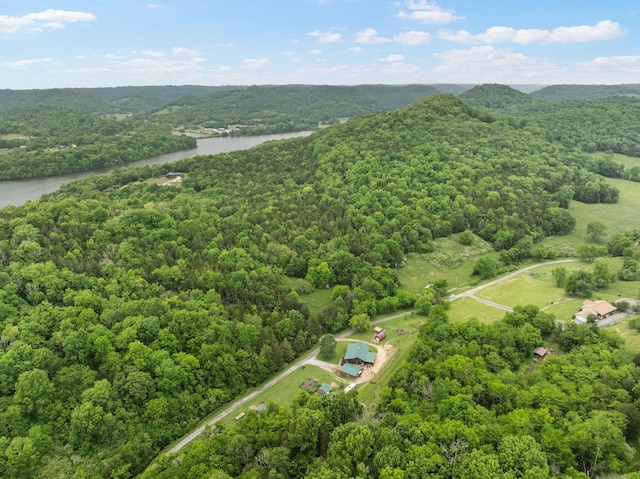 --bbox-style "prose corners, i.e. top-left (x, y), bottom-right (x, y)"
top-left (147, 3), bottom-right (165, 8)
top-left (242, 57), bottom-right (270, 69)
top-left (394, 31), bottom-right (431, 45)
top-left (0, 58), bottom-right (54, 68)
top-left (218, 43), bottom-right (234, 48)
top-left (355, 28), bottom-right (391, 44)
top-left (66, 67), bottom-right (110, 73)
top-left (439, 19), bottom-right (624, 45)
top-left (396, 1), bottom-right (463, 24)
top-left (308, 49), bottom-right (323, 55)
top-left (172, 47), bottom-right (199, 56)
top-left (381, 54), bottom-right (405, 62)
top-left (585, 55), bottom-right (640, 68)
top-left (308, 29), bottom-right (342, 43)
top-left (0, 9), bottom-right (96, 34)
top-left (577, 55), bottom-right (640, 81)
top-left (551, 20), bottom-right (623, 43)
top-left (142, 50), bottom-right (165, 57)
top-left (348, 47), bottom-right (362, 53)
top-left (281, 50), bottom-right (295, 57)
top-left (433, 45), bottom-right (561, 83)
